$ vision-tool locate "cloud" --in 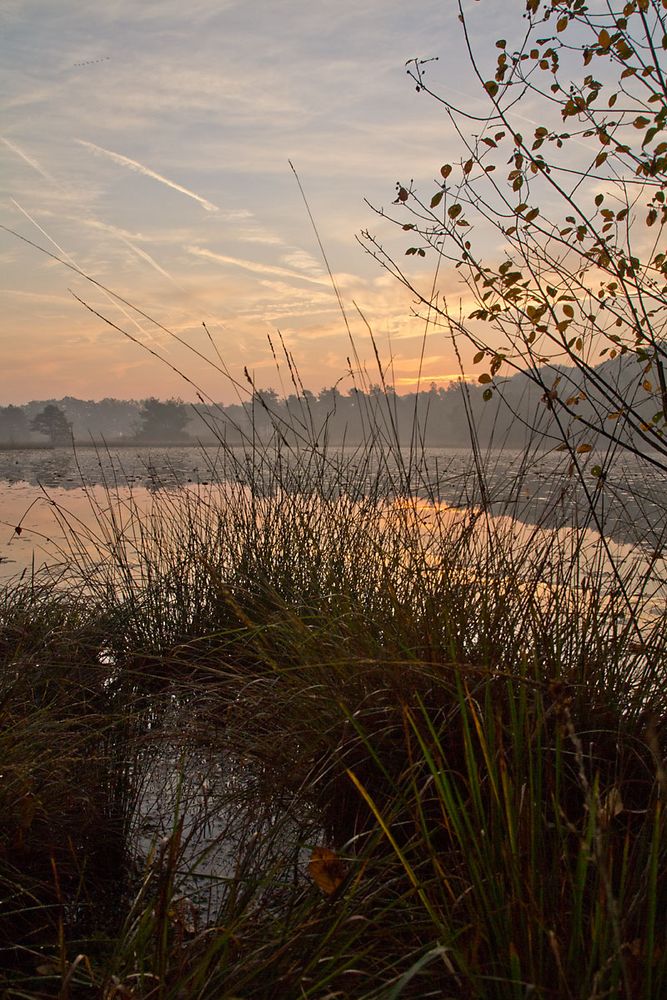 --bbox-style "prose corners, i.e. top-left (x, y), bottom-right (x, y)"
top-left (187, 246), bottom-right (330, 286)
top-left (0, 288), bottom-right (71, 304)
top-left (77, 140), bottom-right (219, 213)
top-left (237, 229), bottom-right (284, 246)
top-left (117, 237), bottom-right (175, 282)
top-left (280, 248), bottom-right (324, 274)
top-left (1, 136), bottom-right (59, 187)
